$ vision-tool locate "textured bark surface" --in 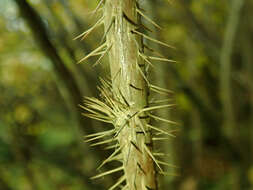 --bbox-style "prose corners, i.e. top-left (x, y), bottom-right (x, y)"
top-left (81, 0), bottom-right (176, 189)
top-left (104, 0), bottom-right (157, 189)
